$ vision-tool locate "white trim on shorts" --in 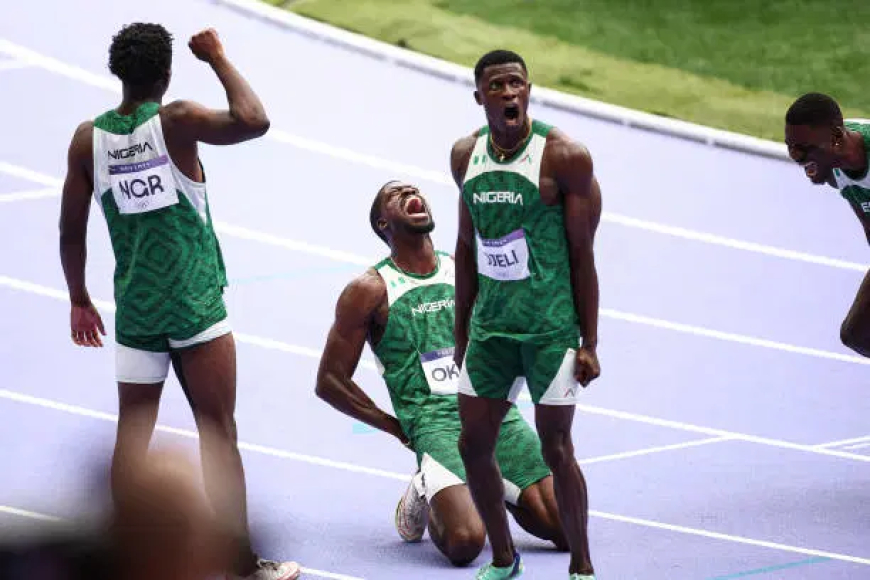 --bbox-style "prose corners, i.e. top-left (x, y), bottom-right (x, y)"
top-left (418, 453), bottom-right (522, 506)
top-left (457, 348), bottom-right (580, 406)
top-left (115, 318), bottom-right (232, 384)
